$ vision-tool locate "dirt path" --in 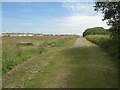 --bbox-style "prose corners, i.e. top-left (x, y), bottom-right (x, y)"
top-left (73, 37), bottom-right (93, 47)
top-left (2, 37), bottom-right (118, 88)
